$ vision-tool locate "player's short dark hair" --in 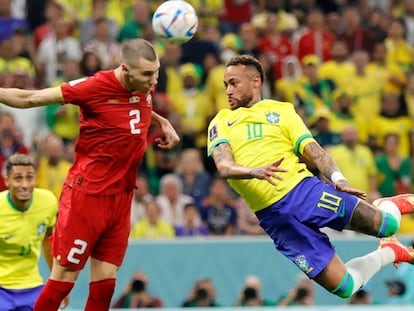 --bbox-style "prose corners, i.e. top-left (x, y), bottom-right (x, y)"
top-left (121, 38), bottom-right (157, 63)
top-left (6, 153), bottom-right (36, 175)
top-left (225, 54), bottom-right (265, 84)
